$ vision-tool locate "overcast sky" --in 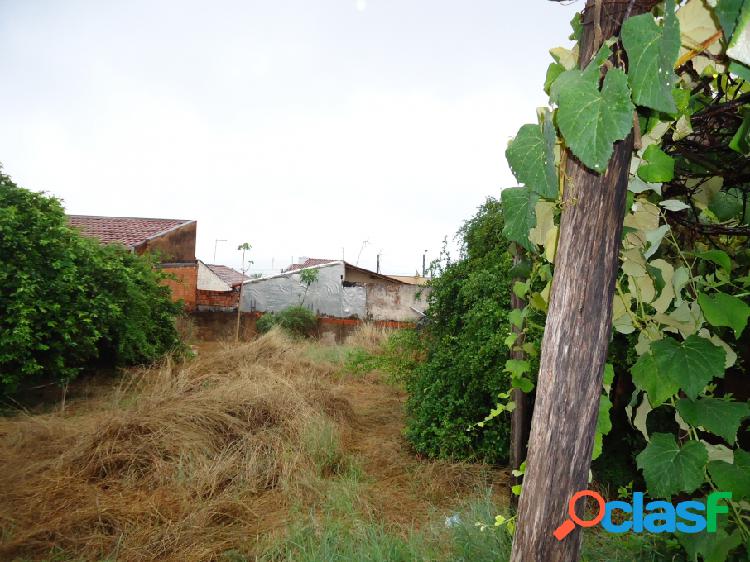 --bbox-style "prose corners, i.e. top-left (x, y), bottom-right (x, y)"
top-left (0, 0), bottom-right (579, 275)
